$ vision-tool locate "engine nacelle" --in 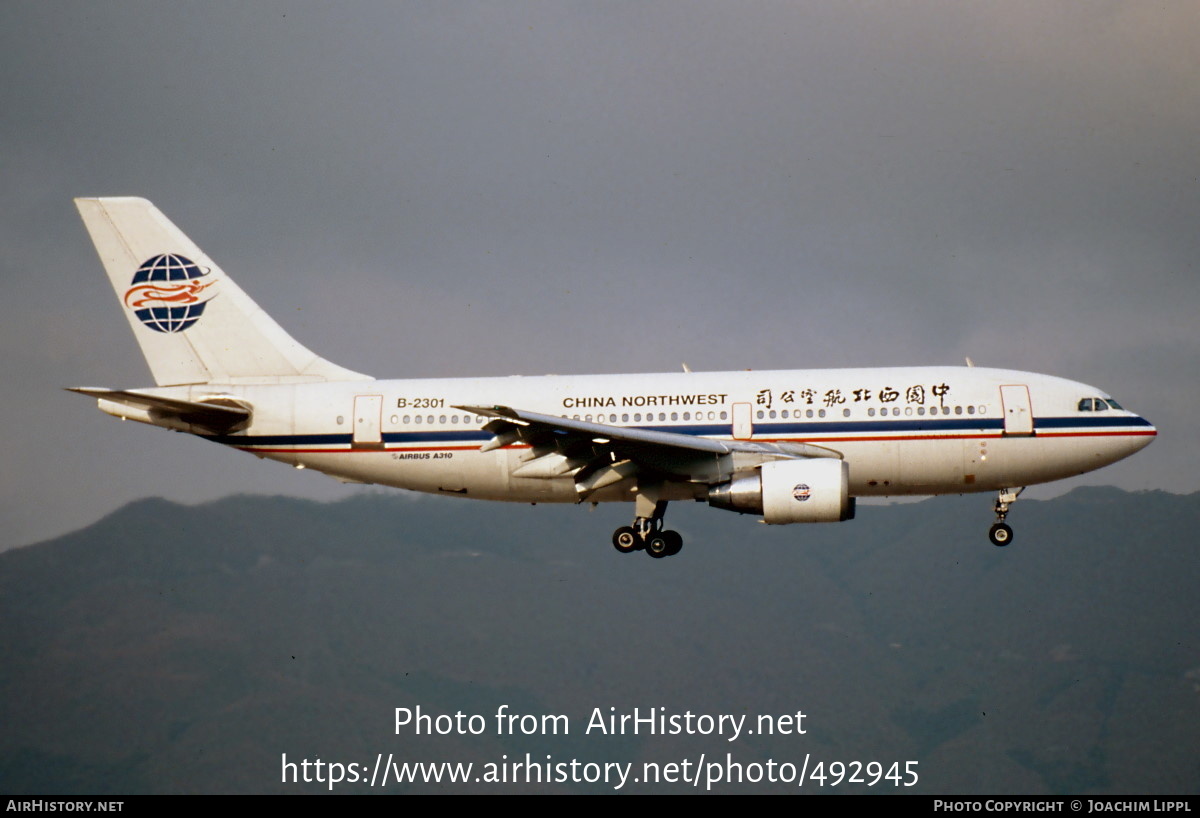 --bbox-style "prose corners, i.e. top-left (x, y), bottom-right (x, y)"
top-left (708, 458), bottom-right (855, 523)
